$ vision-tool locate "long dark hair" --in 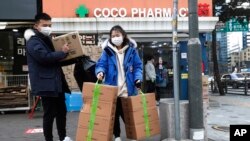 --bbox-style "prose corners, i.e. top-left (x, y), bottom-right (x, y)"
top-left (109, 25), bottom-right (130, 47)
